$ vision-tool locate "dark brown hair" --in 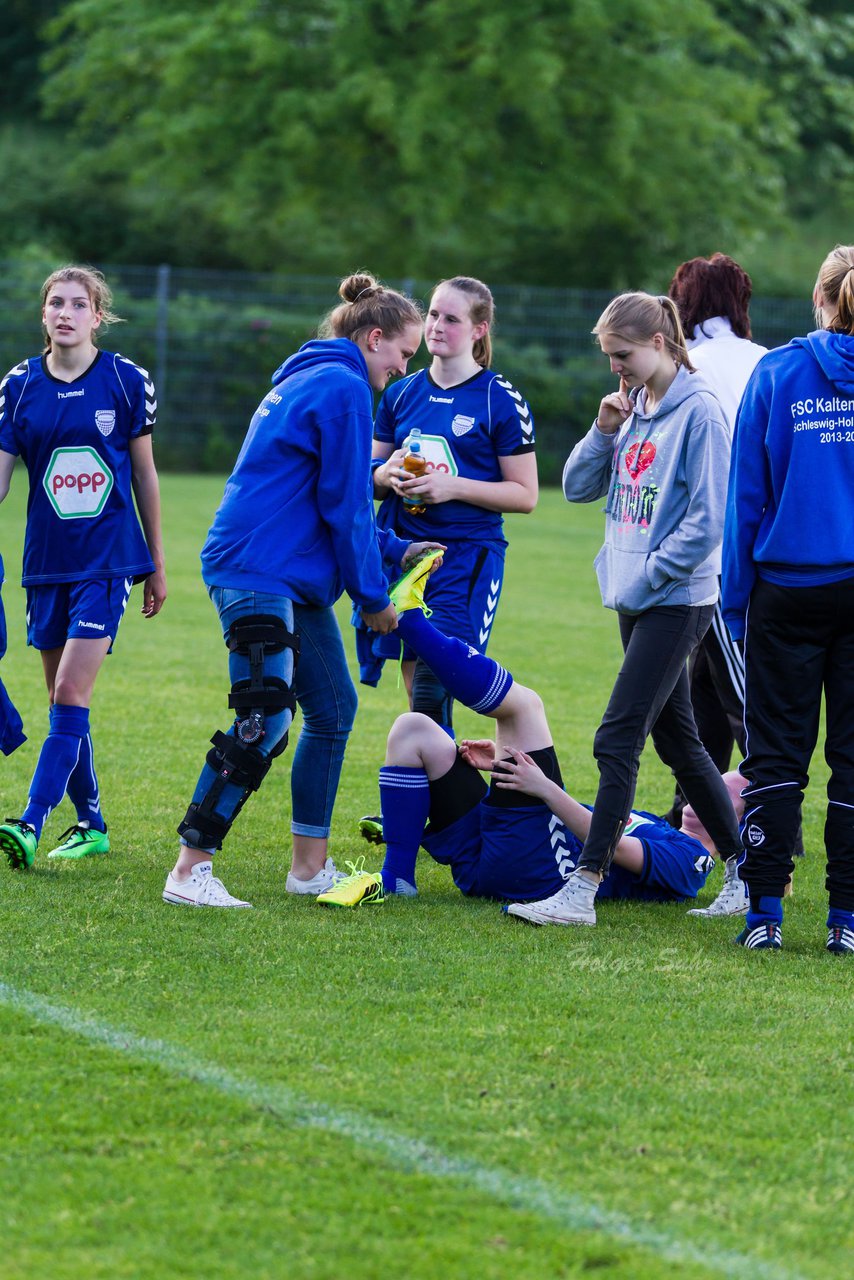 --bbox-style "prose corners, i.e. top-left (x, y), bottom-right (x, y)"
top-left (668, 253), bottom-right (754, 340)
